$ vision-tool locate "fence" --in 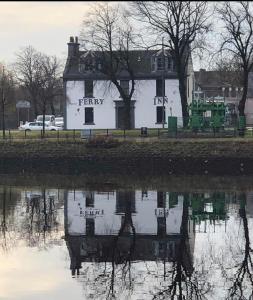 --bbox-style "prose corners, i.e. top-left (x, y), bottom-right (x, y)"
top-left (0, 126), bottom-right (252, 141)
top-left (0, 114), bottom-right (252, 141)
